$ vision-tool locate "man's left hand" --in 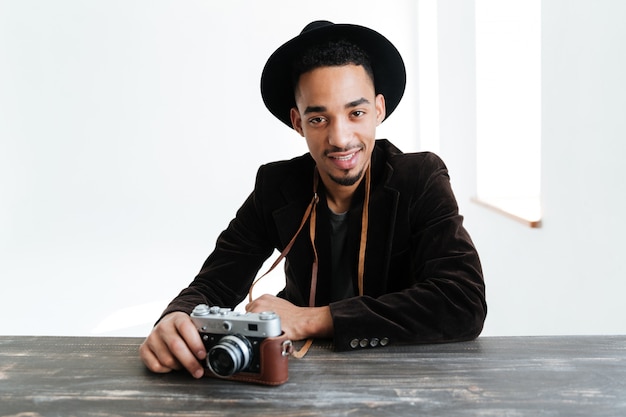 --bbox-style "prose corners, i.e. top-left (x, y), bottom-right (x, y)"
top-left (245, 294), bottom-right (333, 341)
